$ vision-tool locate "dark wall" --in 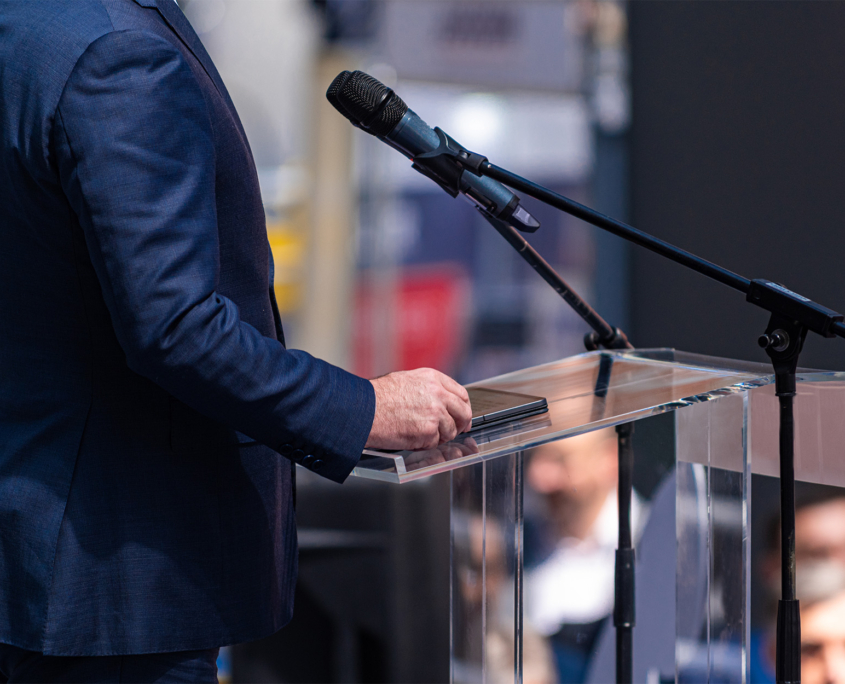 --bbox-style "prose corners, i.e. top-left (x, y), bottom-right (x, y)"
top-left (629, 1), bottom-right (845, 370)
